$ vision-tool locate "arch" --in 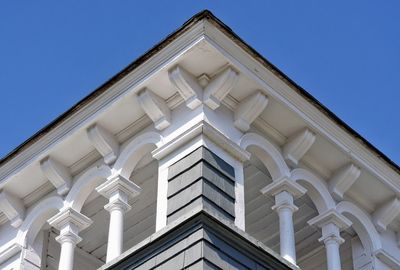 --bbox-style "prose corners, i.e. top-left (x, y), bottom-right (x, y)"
top-left (113, 131), bottom-right (162, 179)
top-left (64, 164), bottom-right (112, 211)
top-left (291, 168), bottom-right (336, 213)
top-left (17, 196), bottom-right (64, 247)
top-left (336, 201), bottom-right (382, 253)
top-left (240, 133), bottom-right (290, 181)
